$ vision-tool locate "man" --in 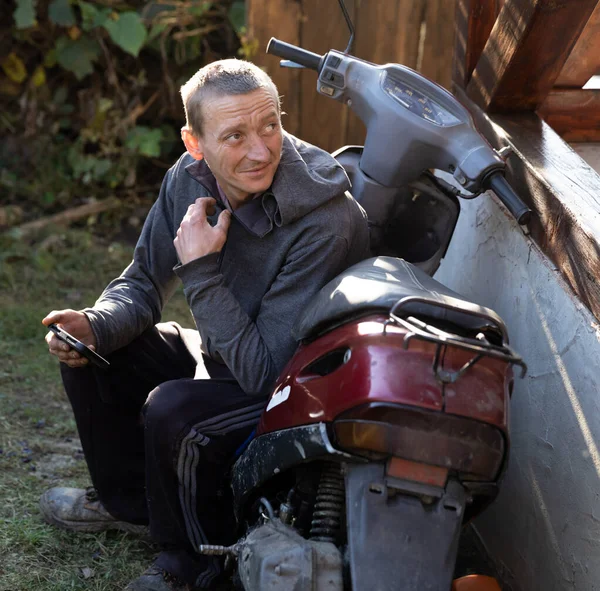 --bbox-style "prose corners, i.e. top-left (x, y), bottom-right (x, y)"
top-left (40, 59), bottom-right (369, 590)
